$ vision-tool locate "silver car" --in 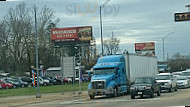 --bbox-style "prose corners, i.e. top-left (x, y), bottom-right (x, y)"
top-left (156, 73), bottom-right (177, 92)
top-left (176, 76), bottom-right (190, 88)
